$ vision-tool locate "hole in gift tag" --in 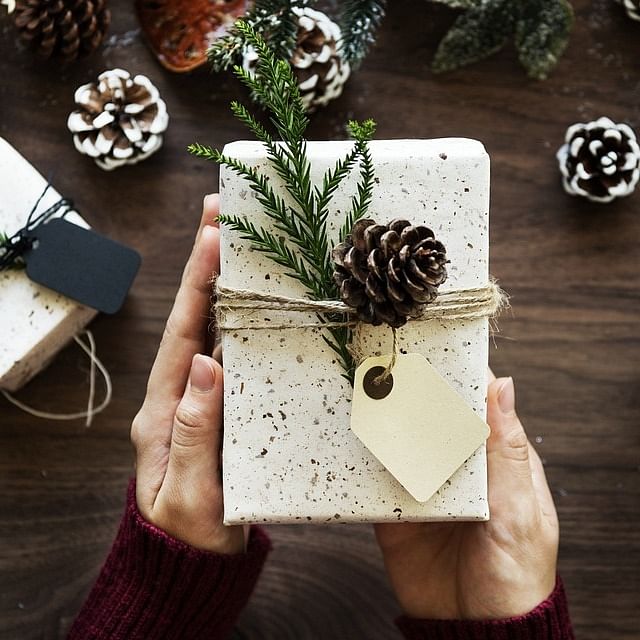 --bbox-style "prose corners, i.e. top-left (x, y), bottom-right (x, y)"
top-left (362, 366), bottom-right (393, 400)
